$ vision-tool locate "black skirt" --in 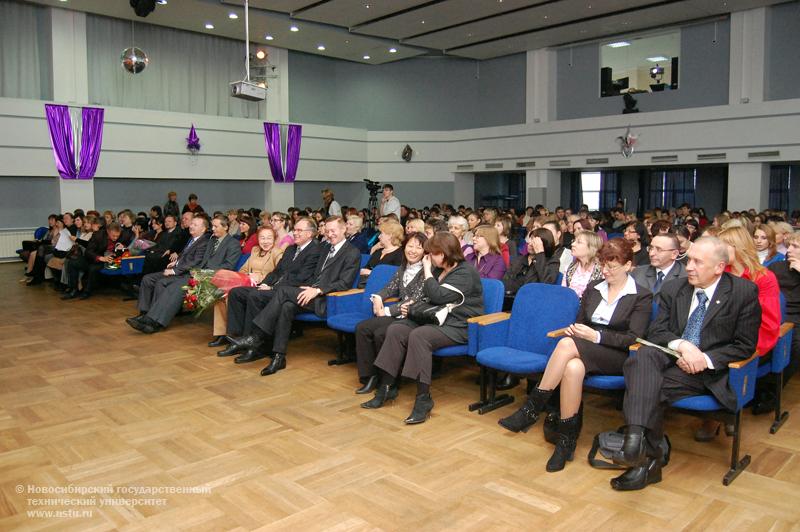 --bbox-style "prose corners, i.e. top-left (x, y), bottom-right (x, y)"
top-left (572, 337), bottom-right (628, 375)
